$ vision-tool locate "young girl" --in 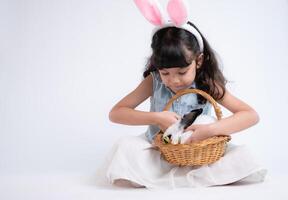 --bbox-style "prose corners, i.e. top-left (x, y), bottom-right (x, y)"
top-left (99, 0), bottom-right (267, 189)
